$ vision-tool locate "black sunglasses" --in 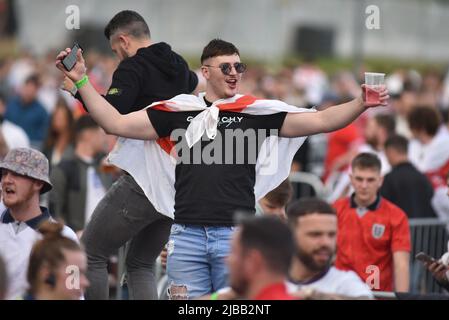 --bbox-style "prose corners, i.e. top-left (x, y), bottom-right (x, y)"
top-left (203, 62), bottom-right (247, 75)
